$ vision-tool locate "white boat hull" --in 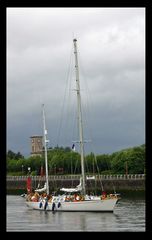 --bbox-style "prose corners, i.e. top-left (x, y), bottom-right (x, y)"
top-left (26, 198), bottom-right (118, 212)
